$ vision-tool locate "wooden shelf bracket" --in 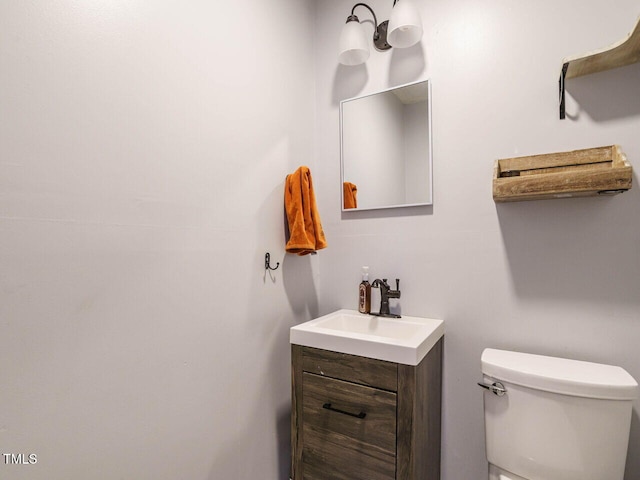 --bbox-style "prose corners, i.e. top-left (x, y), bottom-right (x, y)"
top-left (559, 62), bottom-right (569, 119)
